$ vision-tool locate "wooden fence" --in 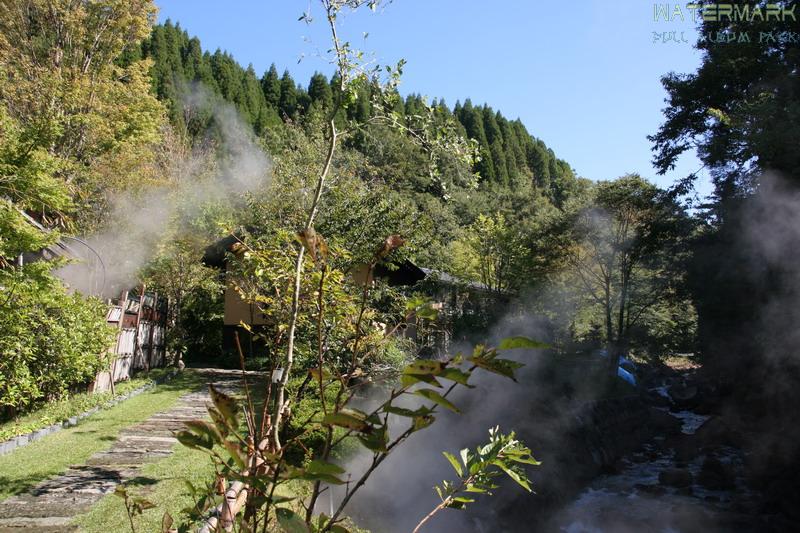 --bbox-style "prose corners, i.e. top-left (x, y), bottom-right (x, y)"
top-left (93, 289), bottom-right (169, 392)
